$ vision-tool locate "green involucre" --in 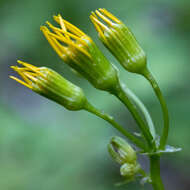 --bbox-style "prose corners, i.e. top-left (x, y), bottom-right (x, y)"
top-left (33, 67), bottom-right (87, 110)
top-left (101, 23), bottom-right (147, 74)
